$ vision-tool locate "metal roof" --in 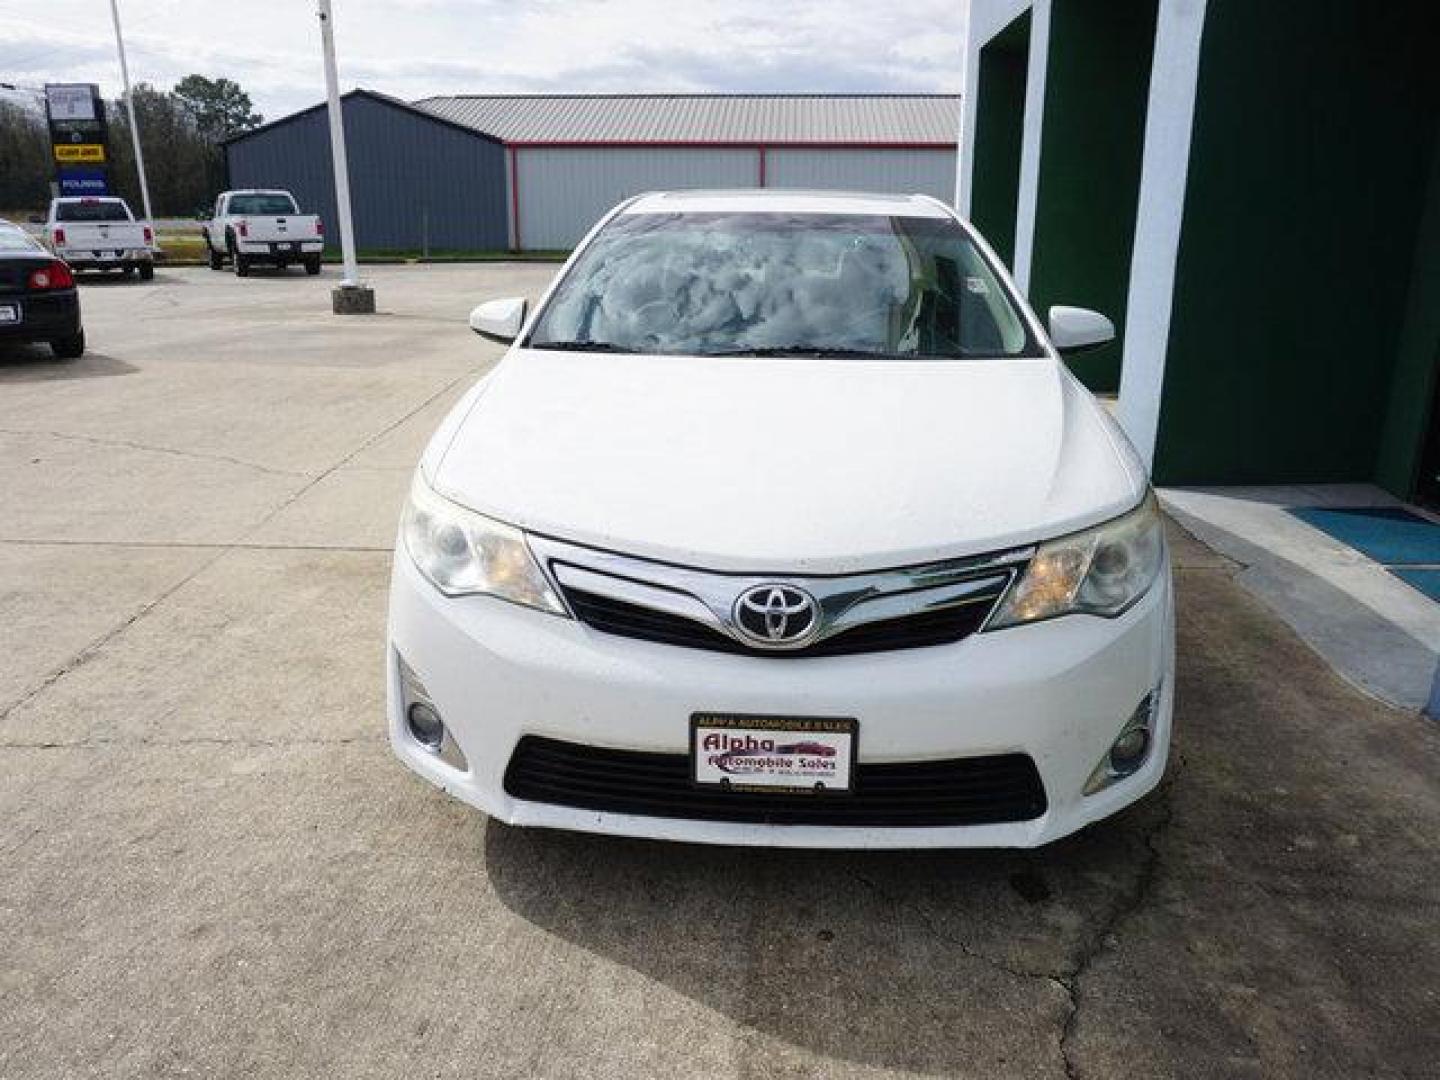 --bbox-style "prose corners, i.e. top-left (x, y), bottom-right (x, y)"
top-left (413, 94), bottom-right (960, 146)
